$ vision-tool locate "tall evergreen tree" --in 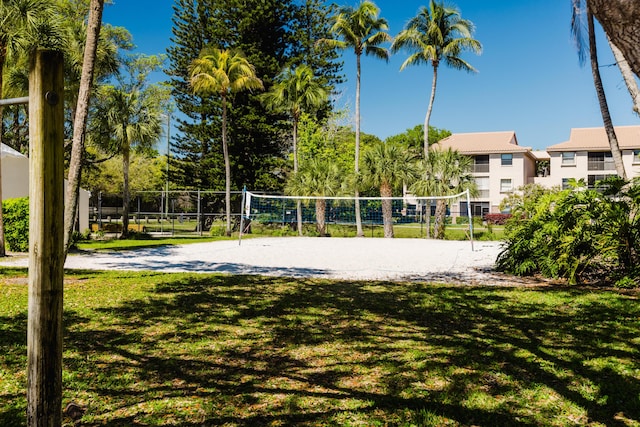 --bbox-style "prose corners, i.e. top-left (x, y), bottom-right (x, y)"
top-left (289, 0), bottom-right (343, 116)
top-left (167, 0), bottom-right (220, 191)
top-left (167, 0), bottom-right (342, 198)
